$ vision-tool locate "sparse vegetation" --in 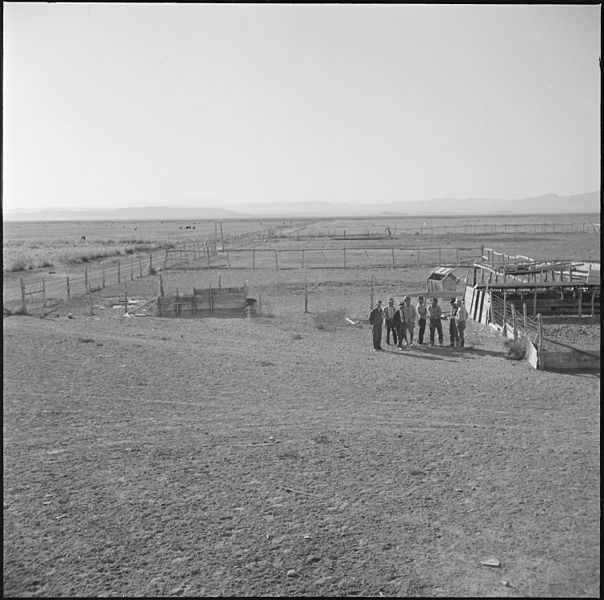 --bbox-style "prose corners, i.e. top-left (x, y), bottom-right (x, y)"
top-left (503, 336), bottom-right (529, 359)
